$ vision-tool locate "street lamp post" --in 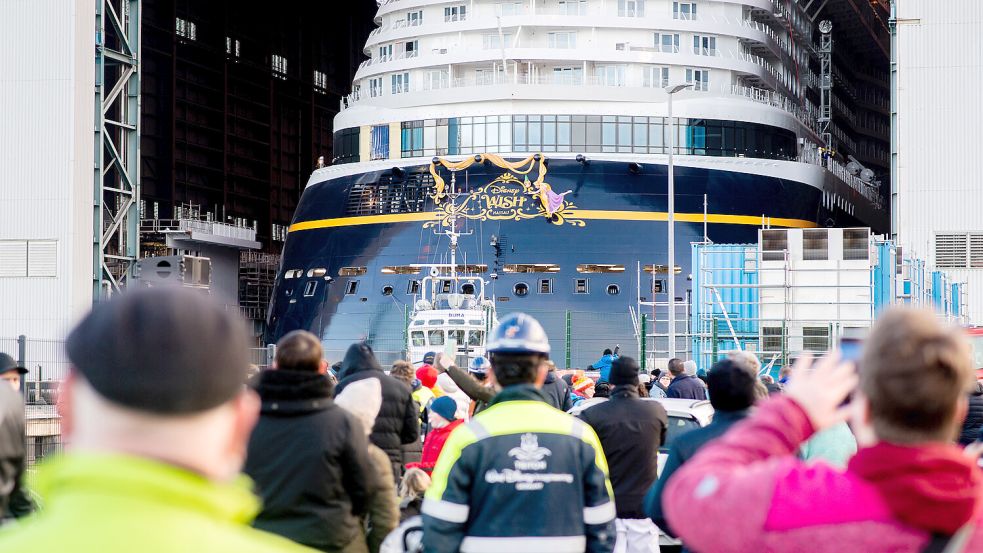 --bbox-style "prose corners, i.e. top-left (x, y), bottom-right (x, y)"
top-left (665, 83), bottom-right (693, 360)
